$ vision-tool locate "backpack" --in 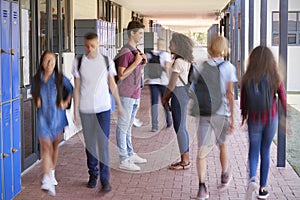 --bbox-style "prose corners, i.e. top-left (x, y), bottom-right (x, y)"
top-left (191, 61), bottom-right (224, 116)
top-left (77, 54), bottom-right (116, 113)
top-left (144, 52), bottom-right (164, 79)
top-left (245, 75), bottom-right (273, 114)
top-left (113, 44), bottom-right (139, 84)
